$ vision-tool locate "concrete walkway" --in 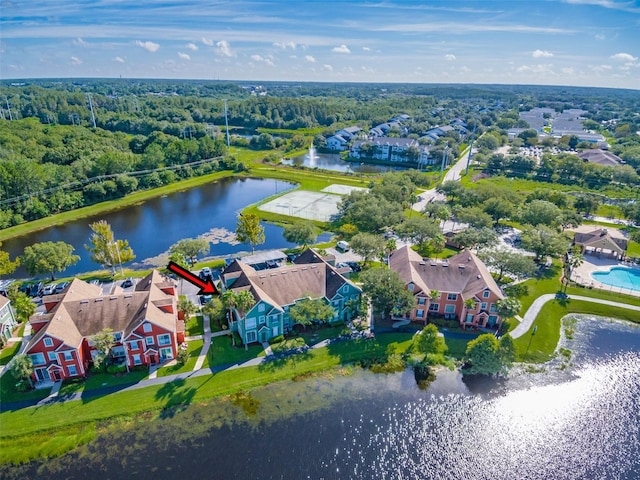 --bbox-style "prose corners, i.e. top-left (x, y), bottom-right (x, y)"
top-left (193, 315), bottom-right (212, 370)
top-left (261, 341), bottom-right (274, 357)
top-left (510, 294), bottom-right (640, 339)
